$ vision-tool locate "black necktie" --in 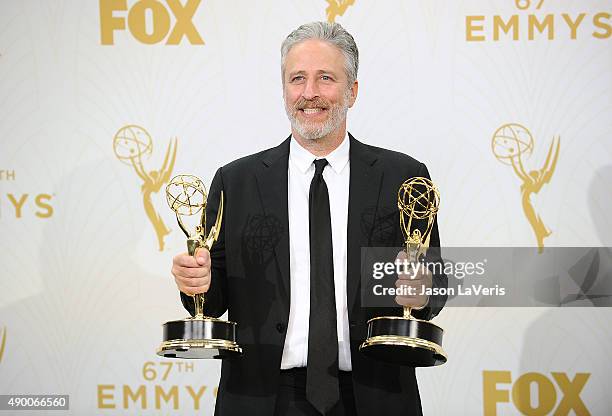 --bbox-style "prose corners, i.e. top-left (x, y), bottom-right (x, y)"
top-left (306, 158), bottom-right (340, 414)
